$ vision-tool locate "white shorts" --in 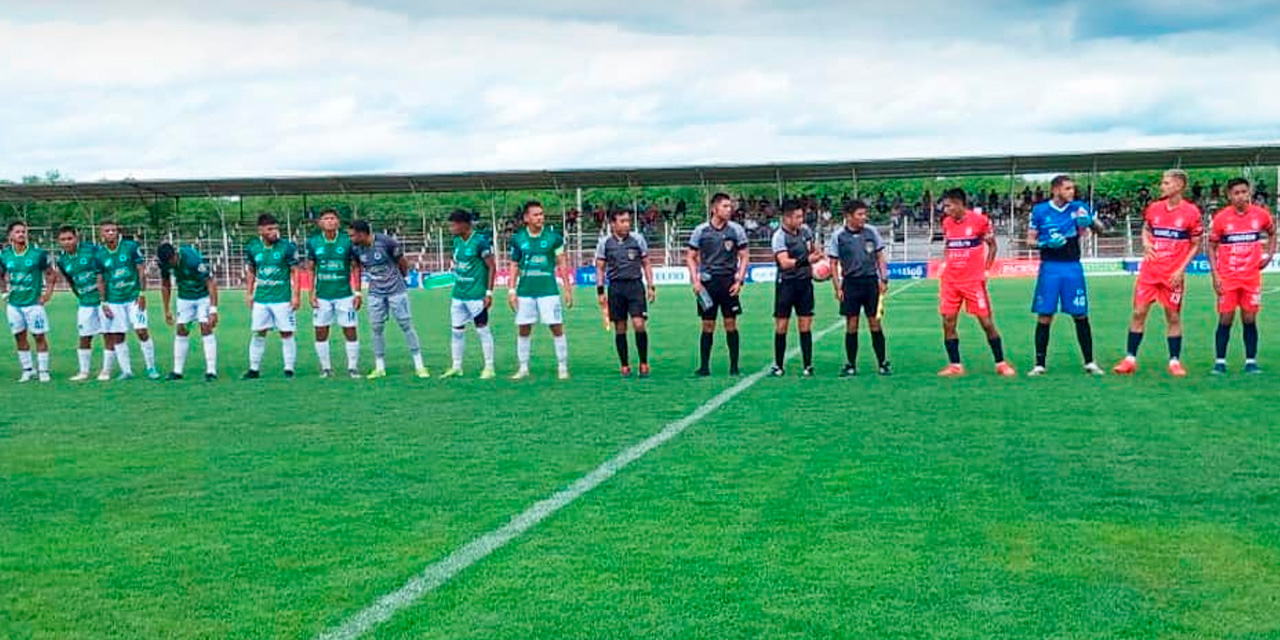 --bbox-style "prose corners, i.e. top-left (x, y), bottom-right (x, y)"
top-left (252, 302), bottom-right (297, 333)
top-left (6, 304), bottom-right (49, 335)
top-left (315, 296), bottom-right (358, 329)
top-left (176, 297), bottom-right (212, 325)
top-left (450, 299), bottom-right (489, 327)
top-left (515, 296), bottom-right (563, 326)
top-left (76, 306), bottom-right (103, 337)
top-left (104, 301), bottom-right (149, 334)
